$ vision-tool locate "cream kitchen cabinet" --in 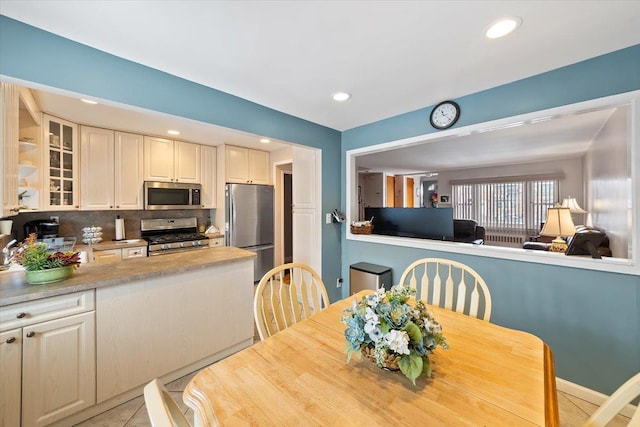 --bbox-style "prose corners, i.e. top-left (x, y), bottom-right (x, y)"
top-left (200, 145), bottom-right (217, 208)
top-left (225, 145), bottom-right (270, 184)
top-left (92, 245), bottom-right (147, 264)
top-left (144, 137), bottom-right (200, 183)
top-left (1, 82), bottom-right (20, 217)
top-left (0, 290), bottom-right (95, 427)
top-left (0, 328), bottom-right (22, 427)
top-left (80, 127), bottom-right (144, 210)
top-left (44, 114), bottom-right (78, 210)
